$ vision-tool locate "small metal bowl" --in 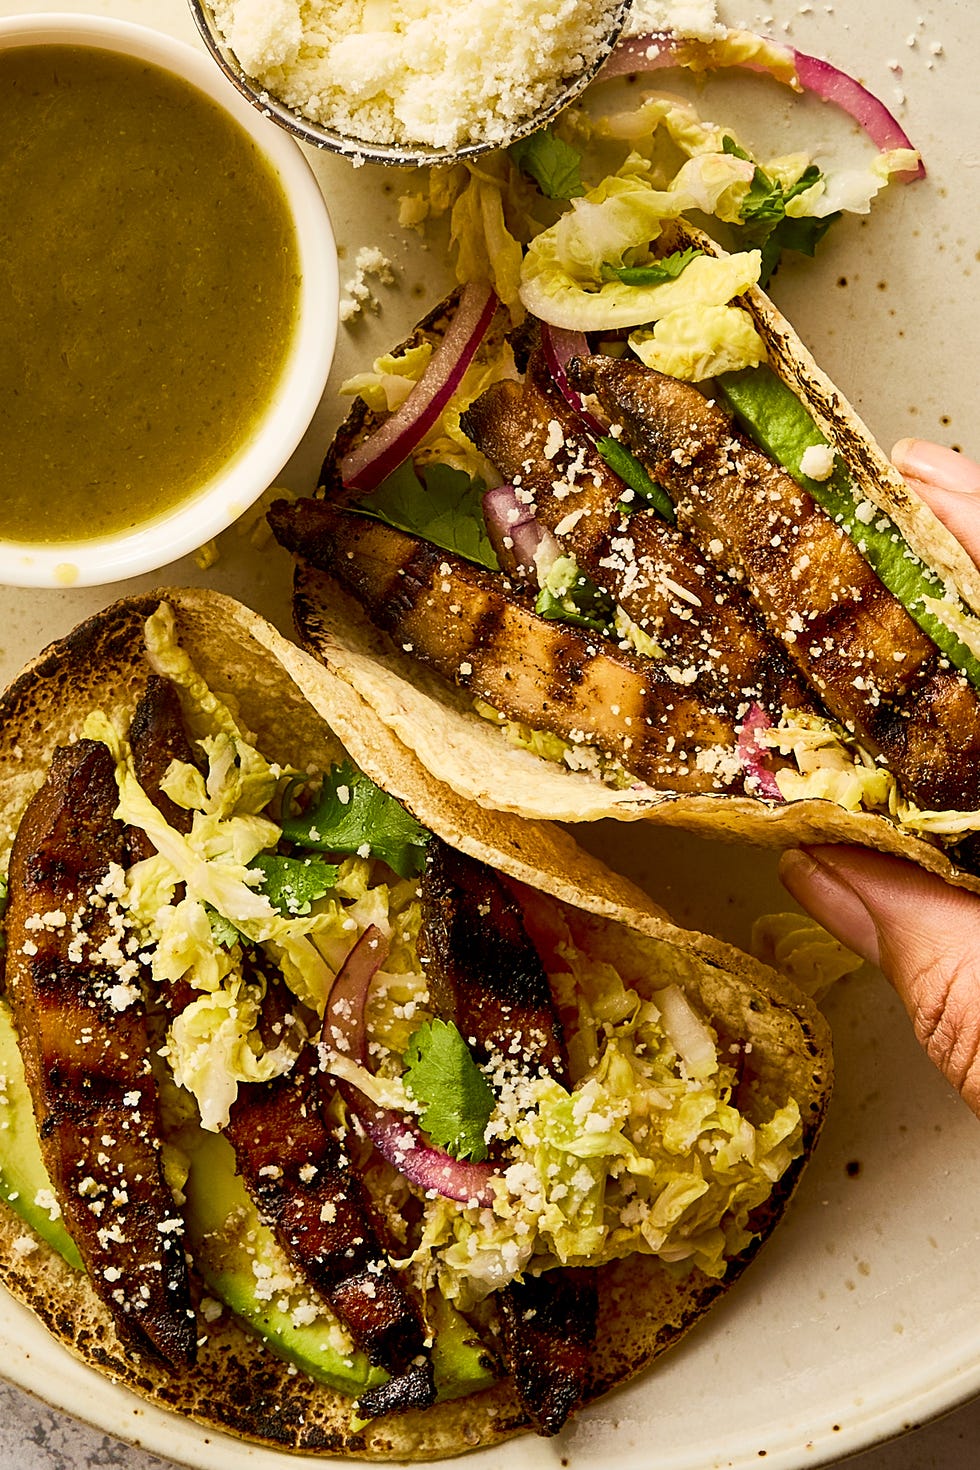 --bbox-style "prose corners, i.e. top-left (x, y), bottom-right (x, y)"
top-left (187, 0), bottom-right (632, 167)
